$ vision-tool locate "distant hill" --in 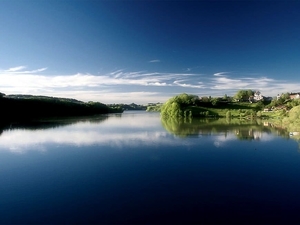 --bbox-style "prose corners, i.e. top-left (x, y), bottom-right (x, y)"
top-left (107, 103), bottom-right (147, 111)
top-left (5, 94), bottom-right (84, 104)
top-left (0, 92), bottom-right (123, 122)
